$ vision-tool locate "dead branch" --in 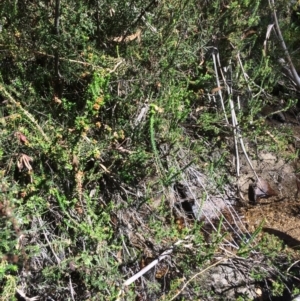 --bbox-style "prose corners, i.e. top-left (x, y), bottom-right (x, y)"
top-left (269, 0), bottom-right (300, 89)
